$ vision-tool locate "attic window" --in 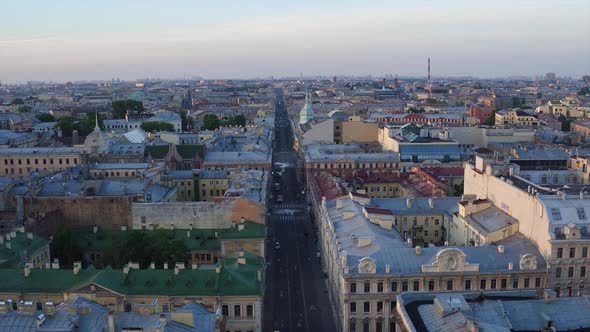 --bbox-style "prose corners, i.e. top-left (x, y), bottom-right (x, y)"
top-left (577, 208), bottom-right (586, 220)
top-left (551, 208), bottom-right (562, 221)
